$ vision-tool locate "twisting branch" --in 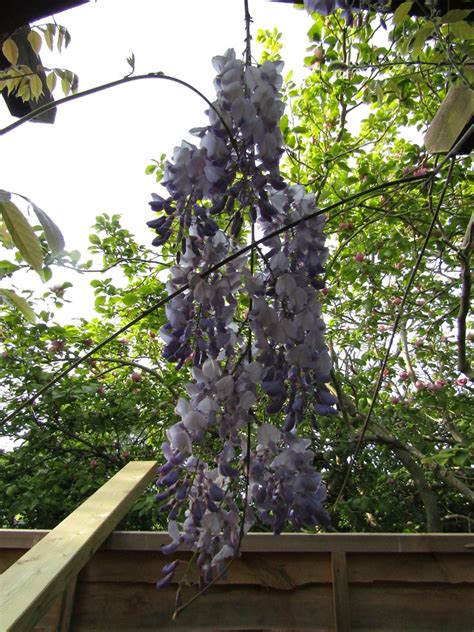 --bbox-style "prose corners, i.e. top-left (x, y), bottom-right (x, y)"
top-left (365, 421), bottom-right (474, 506)
top-left (457, 211), bottom-right (473, 379)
